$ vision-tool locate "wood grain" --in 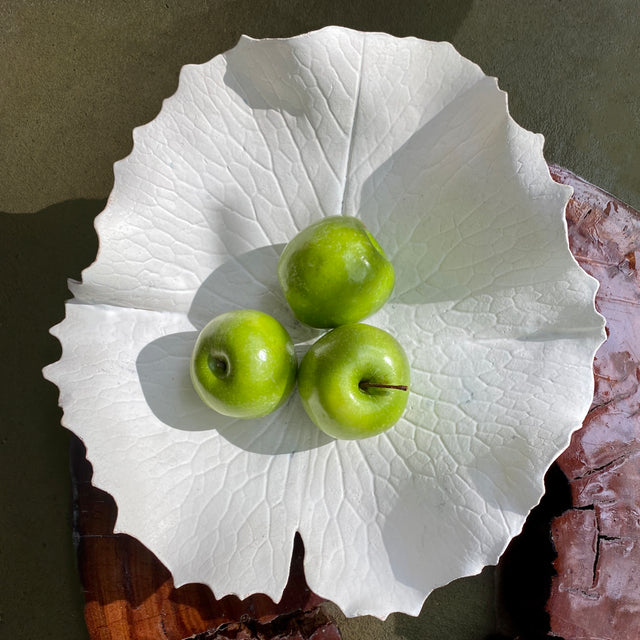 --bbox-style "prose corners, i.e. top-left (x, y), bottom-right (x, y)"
top-left (546, 165), bottom-right (640, 639)
top-left (70, 438), bottom-right (341, 639)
